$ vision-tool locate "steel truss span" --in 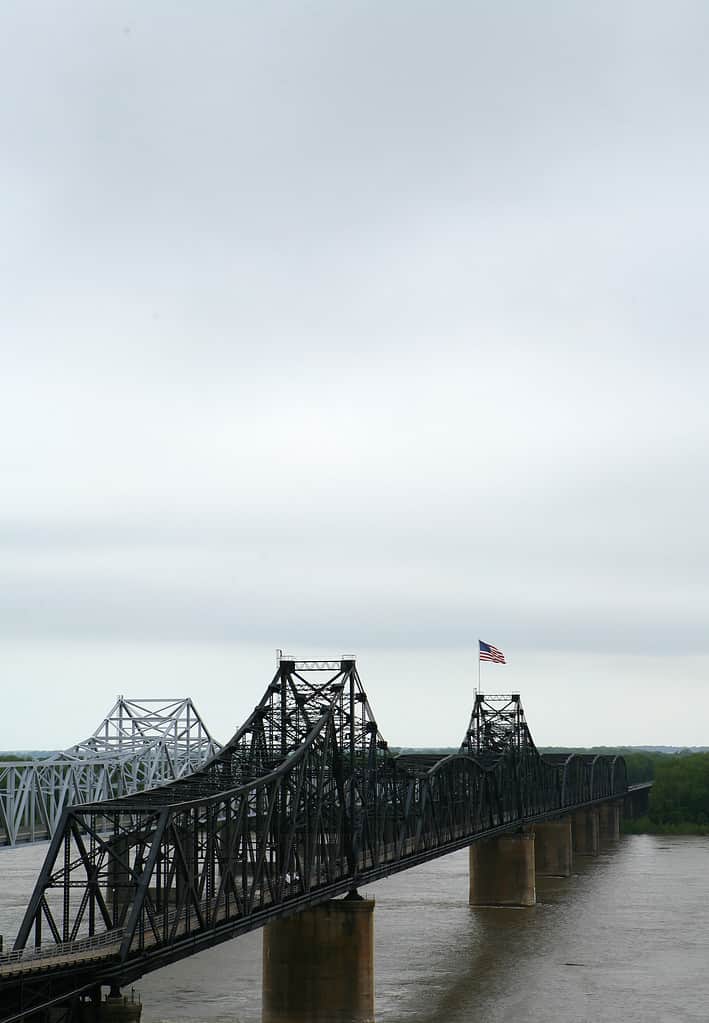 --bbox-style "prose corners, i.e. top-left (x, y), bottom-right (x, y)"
top-left (0, 698), bottom-right (220, 847)
top-left (0, 661), bottom-right (627, 1021)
